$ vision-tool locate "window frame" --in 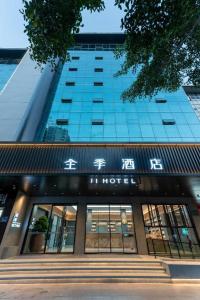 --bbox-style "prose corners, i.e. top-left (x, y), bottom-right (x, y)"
top-left (65, 82), bottom-right (75, 86)
top-left (92, 119), bottom-right (104, 125)
top-left (56, 119), bottom-right (69, 126)
top-left (68, 68), bottom-right (78, 72)
top-left (162, 119), bottom-right (176, 125)
top-left (95, 56), bottom-right (103, 60)
top-left (94, 68), bottom-right (103, 72)
top-left (94, 82), bottom-right (104, 87)
top-left (61, 99), bottom-right (72, 104)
